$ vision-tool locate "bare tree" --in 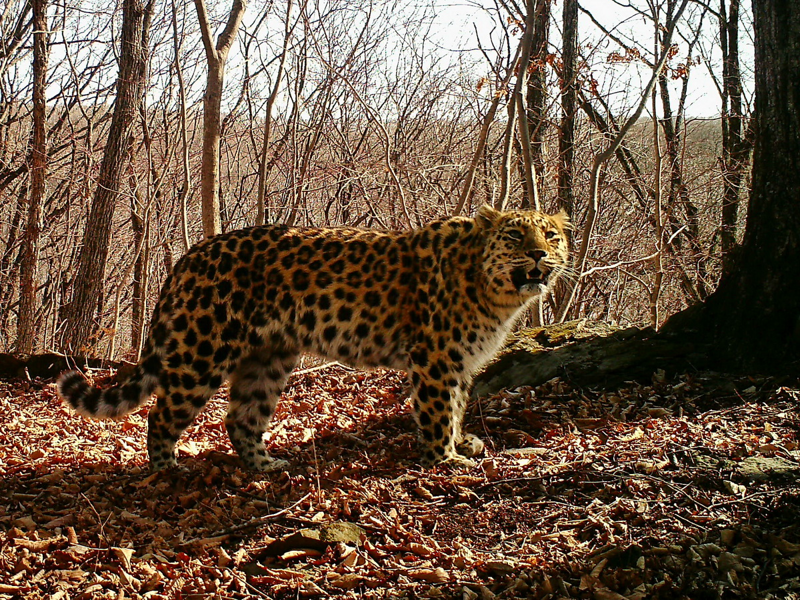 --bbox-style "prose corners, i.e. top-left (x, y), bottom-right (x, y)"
top-left (0, 0), bottom-right (32, 80)
top-left (717, 0), bottom-right (751, 271)
top-left (194, 0), bottom-right (247, 238)
top-left (15, 0), bottom-right (48, 354)
top-left (171, 0), bottom-right (193, 252)
top-left (664, 0), bottom-right (800, 371)
top-left (558, 0), bottom-right (691, 321)
top-left (60, 0), bottom-right (155, 353)
top-left (0, 0), bottom-right (761, 355)
top-left (454, 42), bottom-right (521, 215)
top-left (557, 0), bottom-right (578, 214)
top-left (522, 0), bottom-right (550, 209)
top-left (255, 0), bottom-right (295, 226)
